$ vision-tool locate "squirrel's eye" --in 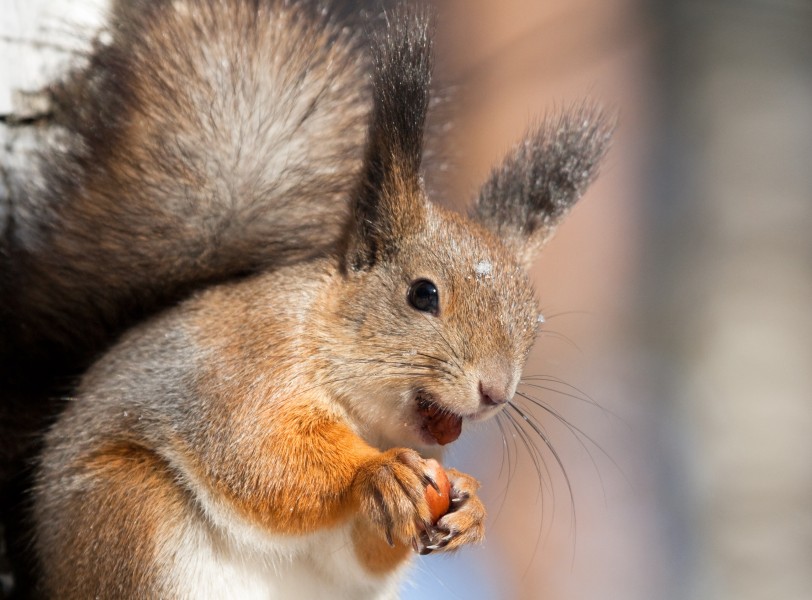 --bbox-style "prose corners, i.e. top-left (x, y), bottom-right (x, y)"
top-left (408, 279), bottom-right (439, 315)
